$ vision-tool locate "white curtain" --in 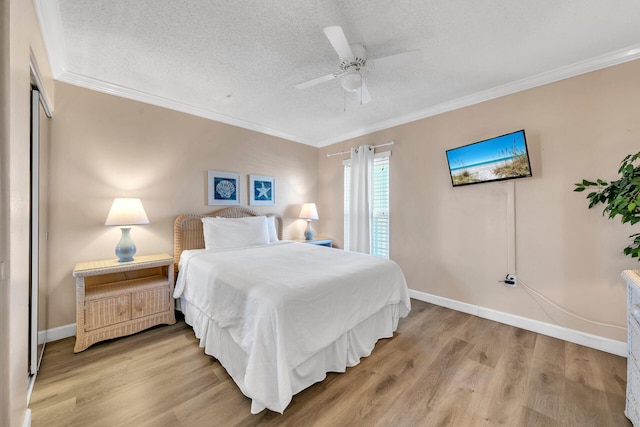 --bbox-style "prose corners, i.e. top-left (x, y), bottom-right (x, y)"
top-left (349, 145), bottom-right (374, 253)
